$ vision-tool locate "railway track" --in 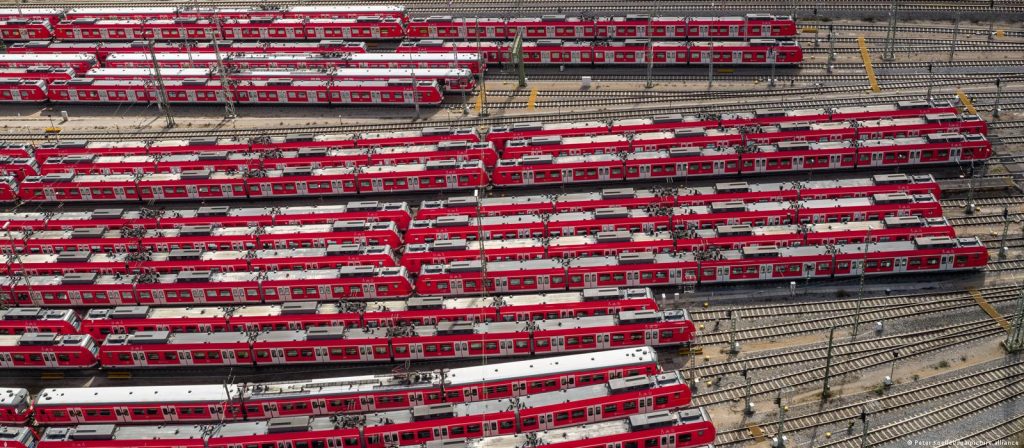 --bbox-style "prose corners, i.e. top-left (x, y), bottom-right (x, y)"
top-left (485, 72), bottom-right (1022, 85)
top-left (715, 360), bottom-right (1024, 446)
top-left (693, 317), bottom-right (1005, 406)
top-left (694, 288), bottom-right (1018, 346)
